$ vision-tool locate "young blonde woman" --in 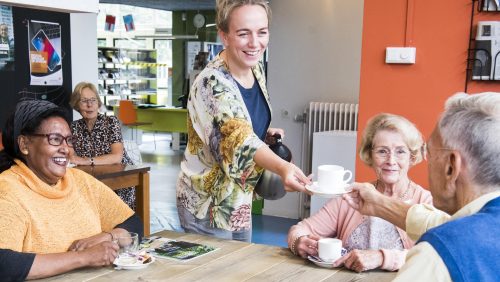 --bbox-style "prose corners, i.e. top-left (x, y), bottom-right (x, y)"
top-left (176, 0), bottom-right (311, 242)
